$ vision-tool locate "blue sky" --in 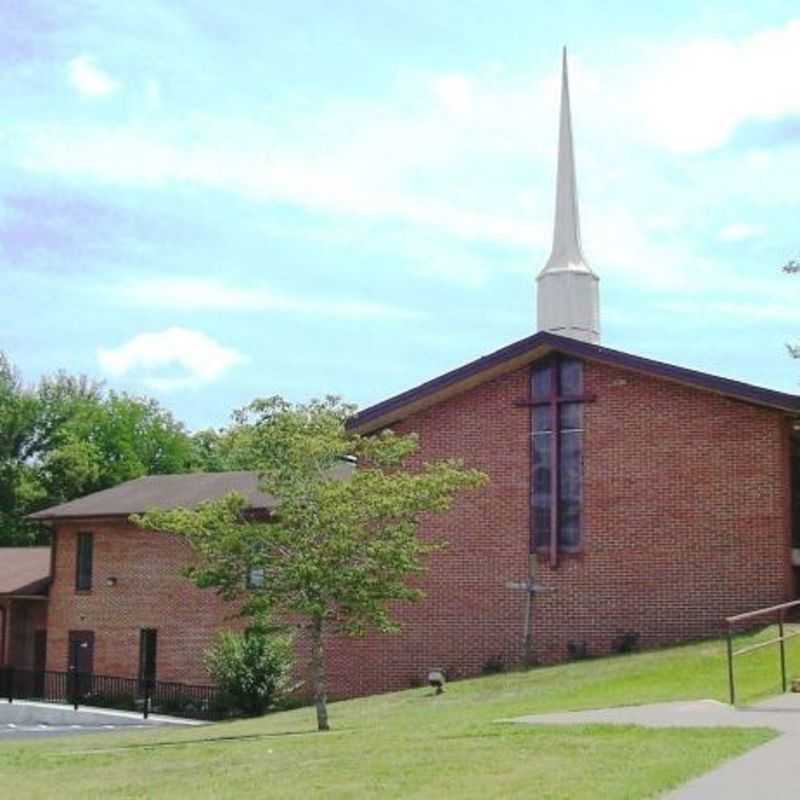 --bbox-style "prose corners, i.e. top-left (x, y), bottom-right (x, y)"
top-left (3, 1), bottom-right (800, 429)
